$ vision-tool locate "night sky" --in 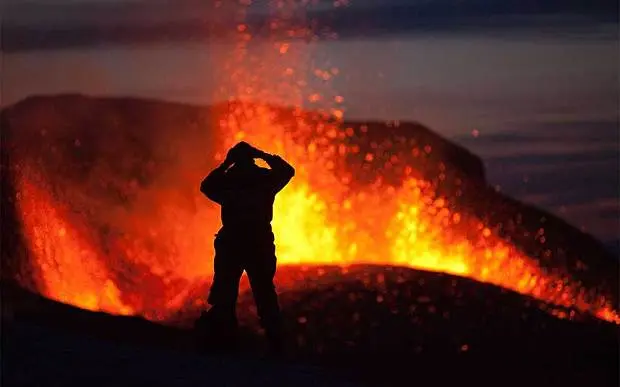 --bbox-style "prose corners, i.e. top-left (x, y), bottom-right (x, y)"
top-left (2, 0), bottom-right (619, 248)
